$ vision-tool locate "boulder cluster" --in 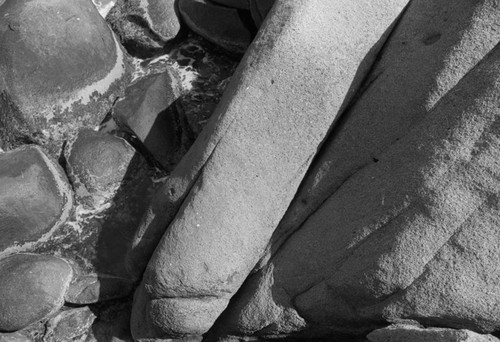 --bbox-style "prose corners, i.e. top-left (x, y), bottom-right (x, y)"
top-left (1, 0), bottom-right (500, 342)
